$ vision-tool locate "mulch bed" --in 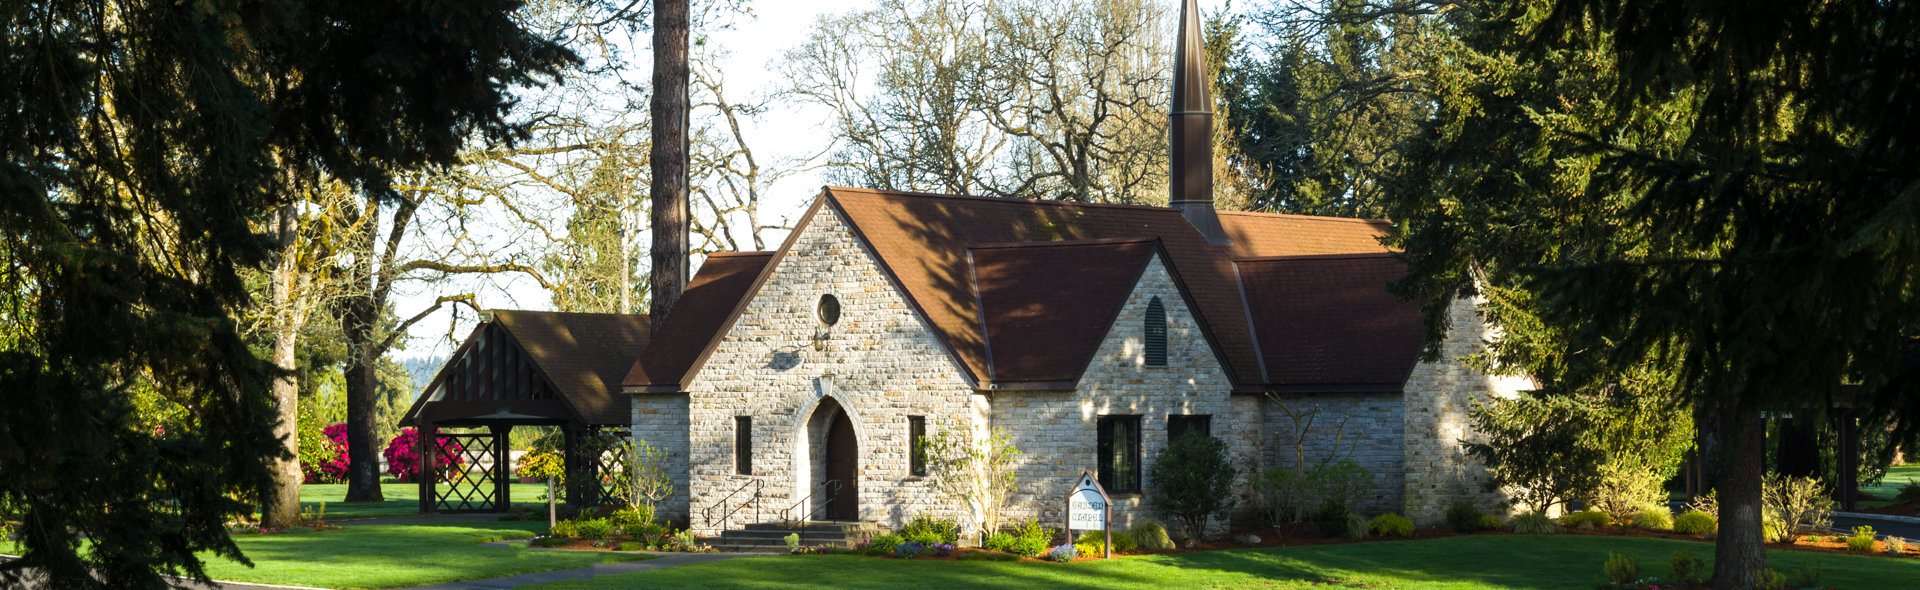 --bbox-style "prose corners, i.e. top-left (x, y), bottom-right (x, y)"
top-left (1856, 502), bottom-right (1919, 518)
